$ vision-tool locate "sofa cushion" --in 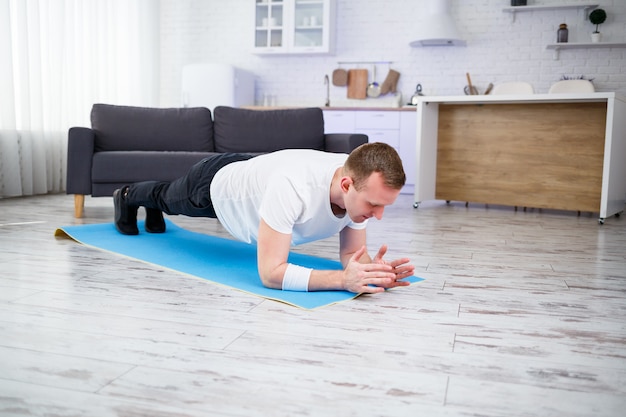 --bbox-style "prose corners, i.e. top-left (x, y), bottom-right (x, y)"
top-left (91, 104), bottom-right (214, 152)
top-left (91, 151), bottom-right (218, 183)
top-left (213, 106), bottom-right (325, 153)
